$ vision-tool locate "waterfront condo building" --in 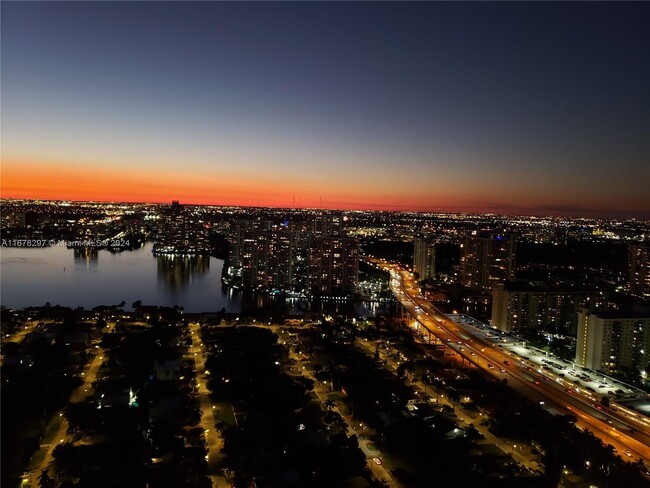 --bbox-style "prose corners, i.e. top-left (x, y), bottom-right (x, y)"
top-left (308, 235), bottom-right (359, 296)
top-left (227, 220), bottom-right (295, 290)
top-left (154, 201), bottom-right (210, 254)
